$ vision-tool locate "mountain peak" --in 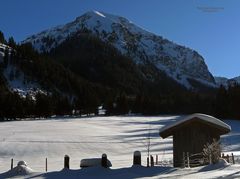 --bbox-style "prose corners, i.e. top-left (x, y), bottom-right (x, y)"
top-left (22, 11), bottom-right (215, 89)
top-left (77, 10), bottom-right (107, 19)
top-left (92, 11), bottom-right (106, 18)
top-left (76, 10), bottom-right (132, 27)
